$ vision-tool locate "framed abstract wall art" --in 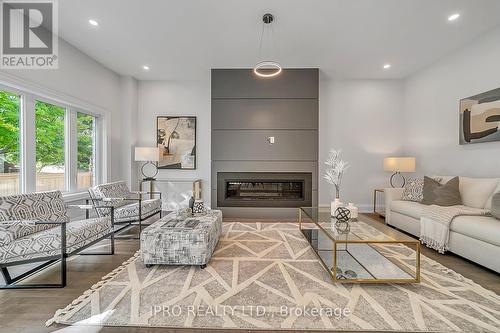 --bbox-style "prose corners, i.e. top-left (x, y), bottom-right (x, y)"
top-left (156, 116), bottom-right (196, 169)
top-left (460, 87), bottom-right (500, 145)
